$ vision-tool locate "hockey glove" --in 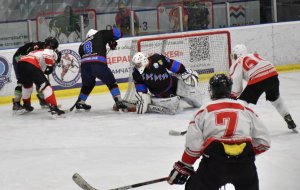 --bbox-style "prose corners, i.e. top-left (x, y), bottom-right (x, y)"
top-left (168, 161), bottom-right (195, 185)
top-left (181, 69), bottom-right (199, 87)
top-left (230, 94), bottom-right (238, 100)
top-left (114, 96), bottom-right (128, 112)
top-left (108, 40), bottom-right (118, 50)
top-left (44, 66), bottom-right (54, 75)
